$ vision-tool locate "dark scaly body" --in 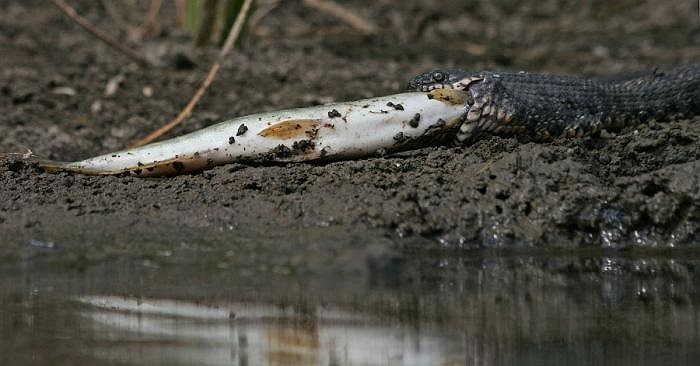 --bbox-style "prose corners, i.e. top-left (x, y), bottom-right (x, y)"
top-left (407, 64), bottom-right (700, 143)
